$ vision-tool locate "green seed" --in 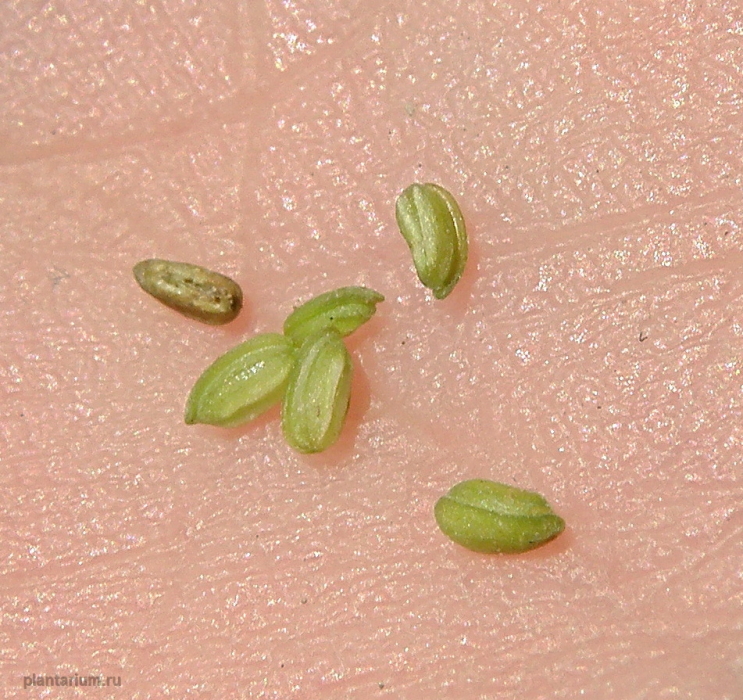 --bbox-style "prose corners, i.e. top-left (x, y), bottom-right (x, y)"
top-left (133, 259), bottom-right (243, 325)
top-left (434, 479), bottom-right (565, 554)
top-left (283, 286), bottom-right (385, 346)
top-left (281, 329), bottom-right (353, 454)
top-left (185, 333), bottom-right (296, 427)
top-left (395, 182), bottom-right (468, 299)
